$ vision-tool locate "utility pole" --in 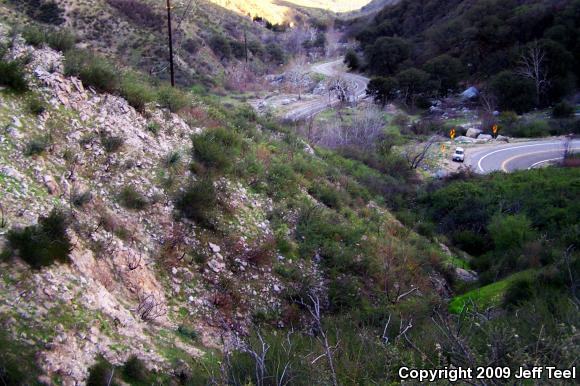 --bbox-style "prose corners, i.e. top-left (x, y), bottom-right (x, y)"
top-left (166, 0), bottom-right (175, 87)
top-left (244, 26), bottom-right (248, 63)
